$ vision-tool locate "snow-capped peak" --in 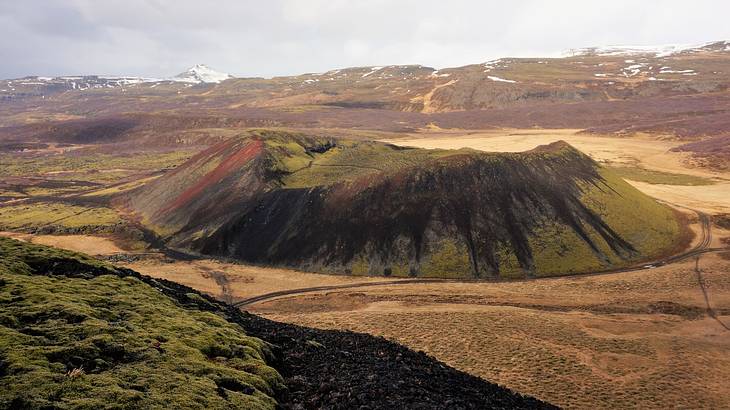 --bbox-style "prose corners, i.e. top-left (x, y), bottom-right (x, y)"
top-left (172, 64), bottom-right (233, 84)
